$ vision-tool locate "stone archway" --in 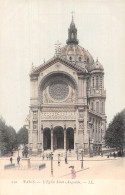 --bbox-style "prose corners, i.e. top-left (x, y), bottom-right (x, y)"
top-left (53, 126), bottom-right (64, 150)
top-left (66, 128), bottom-right (74, 150)
top-left (43, 128), bottom-right (51, 150)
